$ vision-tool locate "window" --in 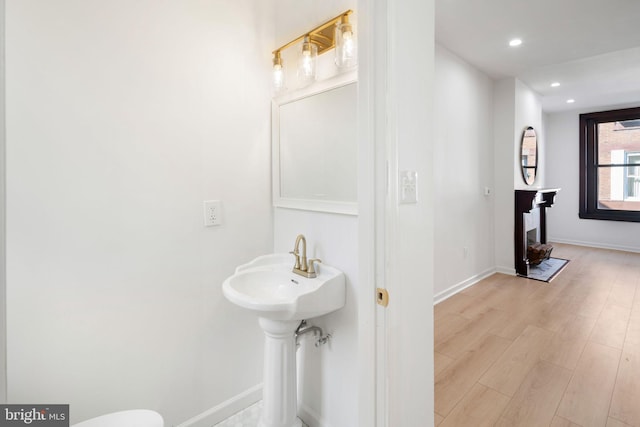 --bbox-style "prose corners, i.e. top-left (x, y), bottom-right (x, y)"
top-left (625, 152), bottom-right (640, 200)
top-left (580, 106), bottom-right (640, 222)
